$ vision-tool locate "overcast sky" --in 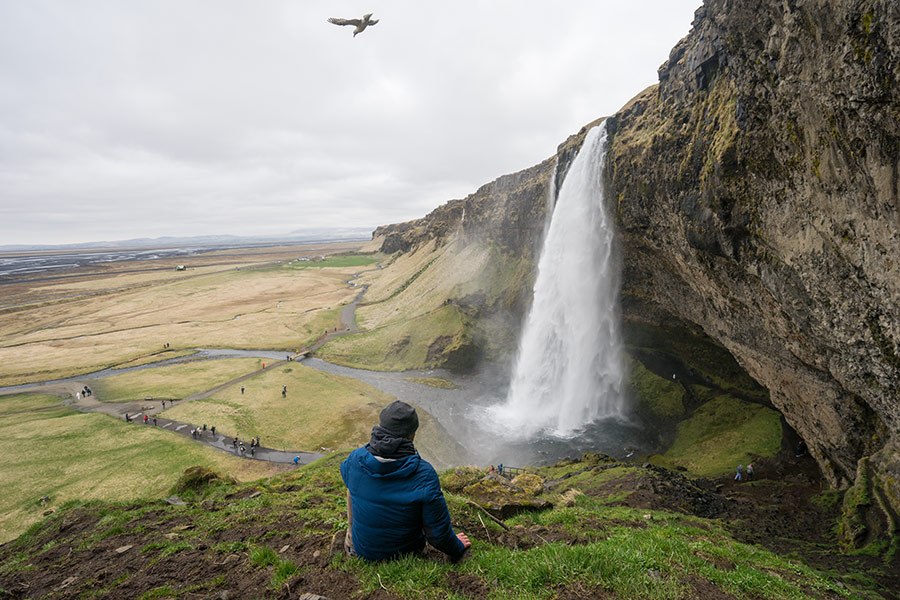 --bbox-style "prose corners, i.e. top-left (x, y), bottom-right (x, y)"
top-left (0, 1), bottom-right (700, 246)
